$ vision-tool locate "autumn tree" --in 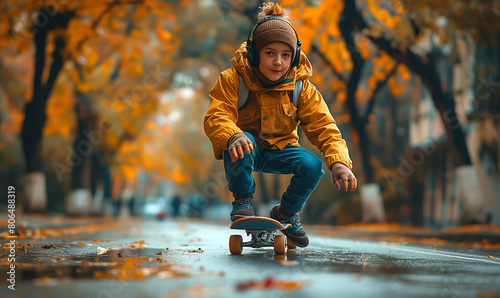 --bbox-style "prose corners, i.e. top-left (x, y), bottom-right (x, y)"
top-left (0, 0), bottom-right (179, 214)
